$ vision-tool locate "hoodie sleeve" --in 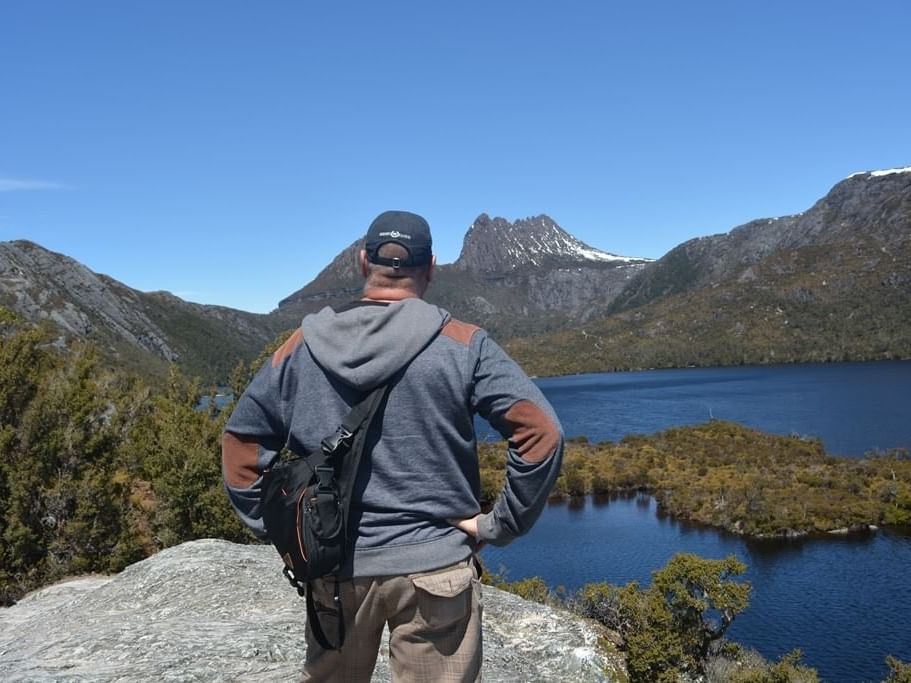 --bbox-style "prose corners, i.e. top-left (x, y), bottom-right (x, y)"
top-left (221, 331), bottom-right (300, 538)
top-left (469, 333), bottom-right (564, 546)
